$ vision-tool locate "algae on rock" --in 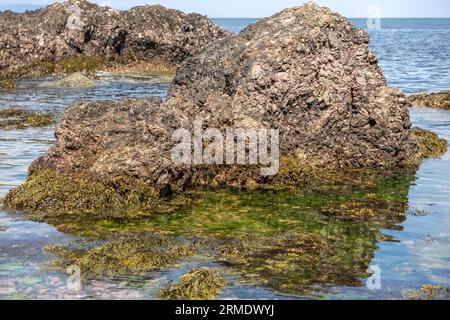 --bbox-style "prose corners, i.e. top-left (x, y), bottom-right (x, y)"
top-left (408, 91), bottom-right (450, 110)
top-left (4, 169), bottom-right (159, 215)
top-left (0, 108), bottom-right (54, 130)
top-left (0, 79), bottom-right (17, 91)
top-left (402, 285), bottom-right (449, 300)
top-left (411, 128), bottom-right (448, 159)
